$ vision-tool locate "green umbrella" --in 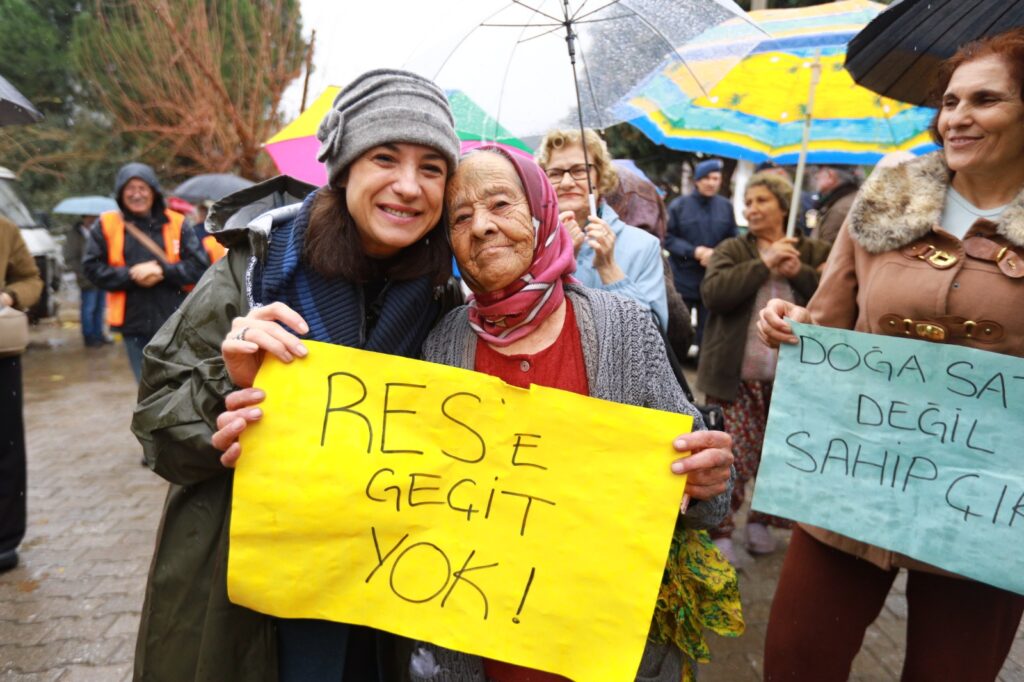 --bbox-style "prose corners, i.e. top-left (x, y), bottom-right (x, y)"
top-left (446, 89), bottom-right (532, 153)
